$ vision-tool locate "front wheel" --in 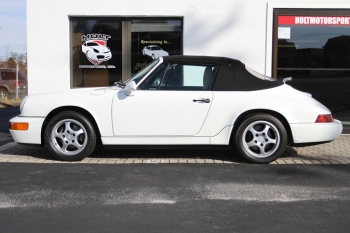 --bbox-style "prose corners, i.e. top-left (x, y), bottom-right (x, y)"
top-left (44, 111), bottom-right (96, 161)
top-left (234, 113), bottom-right (287, 163)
